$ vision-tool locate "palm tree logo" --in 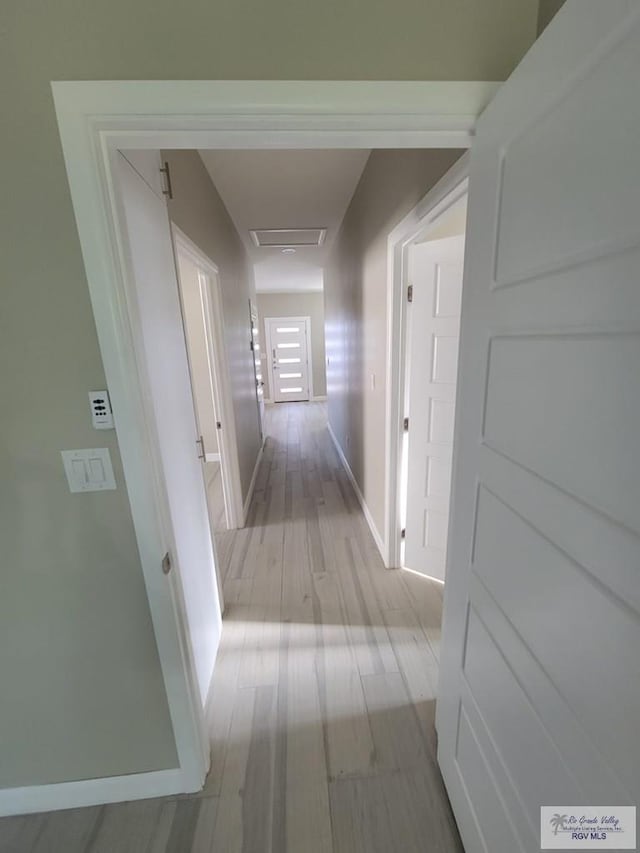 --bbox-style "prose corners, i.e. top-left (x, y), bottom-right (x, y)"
top-left (550, 814), bottom-right (568, 835)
